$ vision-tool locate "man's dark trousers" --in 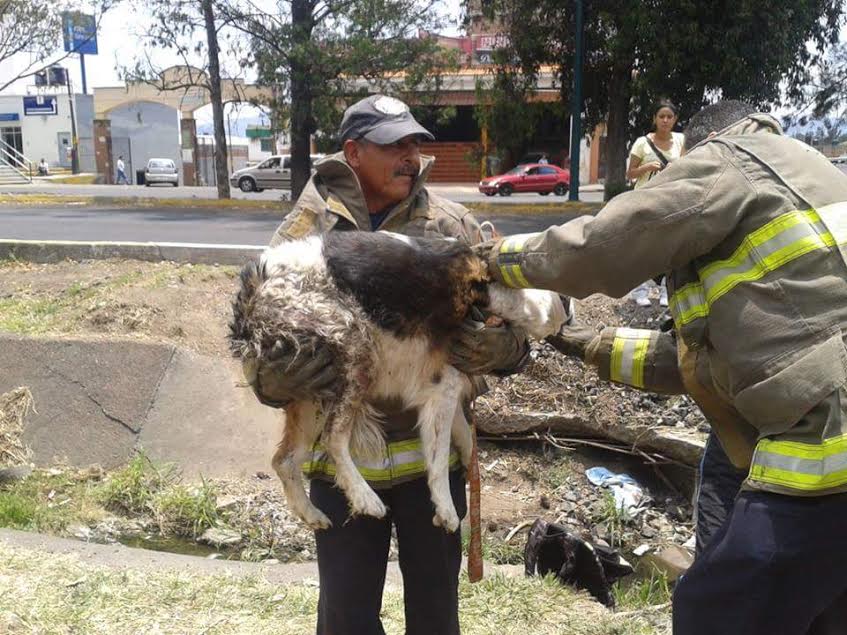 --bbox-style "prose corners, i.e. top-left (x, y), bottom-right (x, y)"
top-left (311, 469), bottom-right (466, 635)
top-left (675, 489), bottom-right (847, 635)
